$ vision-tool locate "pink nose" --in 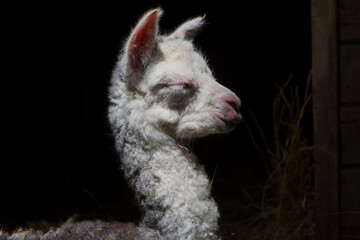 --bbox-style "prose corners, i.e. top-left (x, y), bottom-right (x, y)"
top-left (210, 81), bottom-right (241, 124)
top-left (224, 95), bottom-right (241, 113)
top-left (220, 94), bottom-right (242, 124)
